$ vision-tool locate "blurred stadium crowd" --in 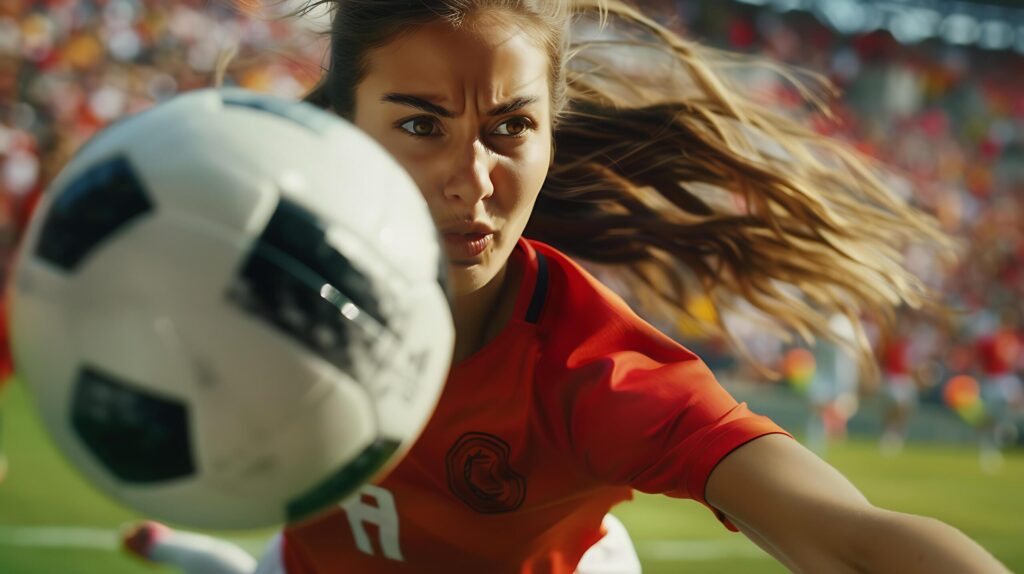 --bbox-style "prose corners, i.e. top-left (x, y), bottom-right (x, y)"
top-left (0, 0), bottom-right (325, 279)
top-left (0, 0), bottom-right (1020, 440)
top-left (665, 2), bottom-right (1024, 447)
